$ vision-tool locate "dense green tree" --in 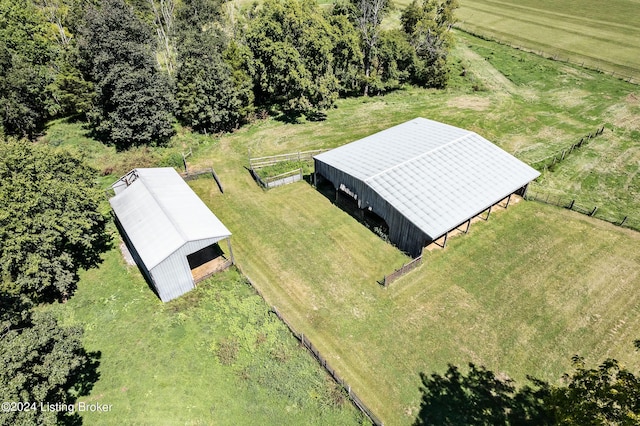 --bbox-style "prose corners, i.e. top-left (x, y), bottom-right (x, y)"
top-left (78, 0), bottom-right (175, 148)
top-left (350, 0), bottom-right (387, 95)
top-left (401, 0), bottom-right (458, 88)
top-left (548, 355), bottom-right (640, 425)
top-left (0, 309), bottom-right (97, 426)
top-left (327, 8), bottom-right (364, 96)
top-left (34, 0), bottom-right (95, 117)
top-left (0, 140), bottom-right (110, 304)
top-left (0, 0), bottom-right (56, 137)
top-left (173, 0), bottom-right (252, 133)
top-left (175, 30), bottom-right (250, 133)
top-left (368, 29), bottom-right (416, 93)
top-left (245, 0), bottom-right (338, 119)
